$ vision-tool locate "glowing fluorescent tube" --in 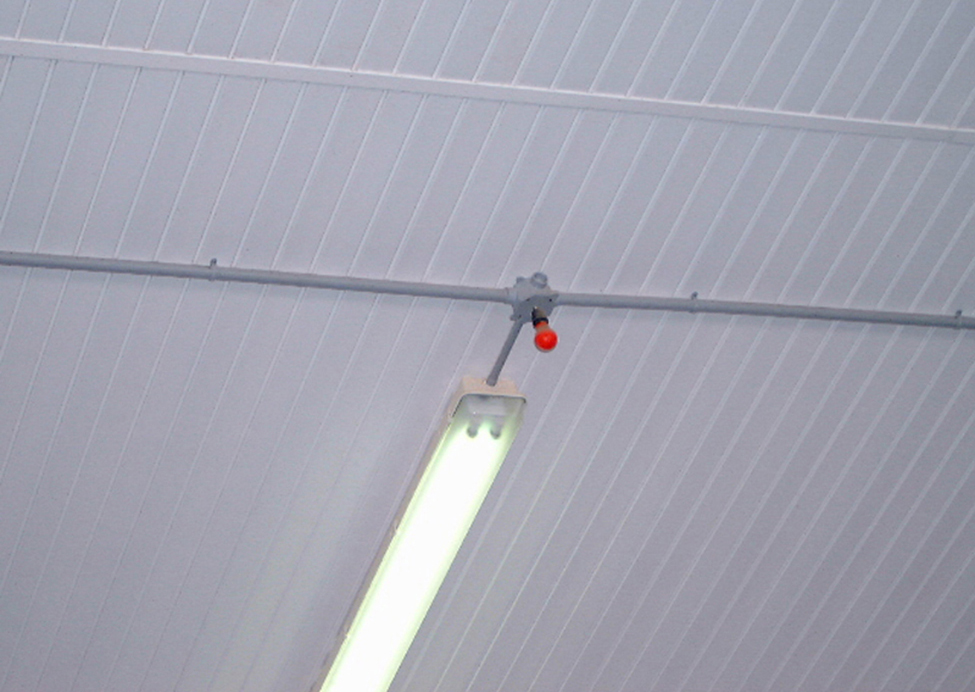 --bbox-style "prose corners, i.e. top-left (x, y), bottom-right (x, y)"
top-left (318, 377), bottom-right (526, 692)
